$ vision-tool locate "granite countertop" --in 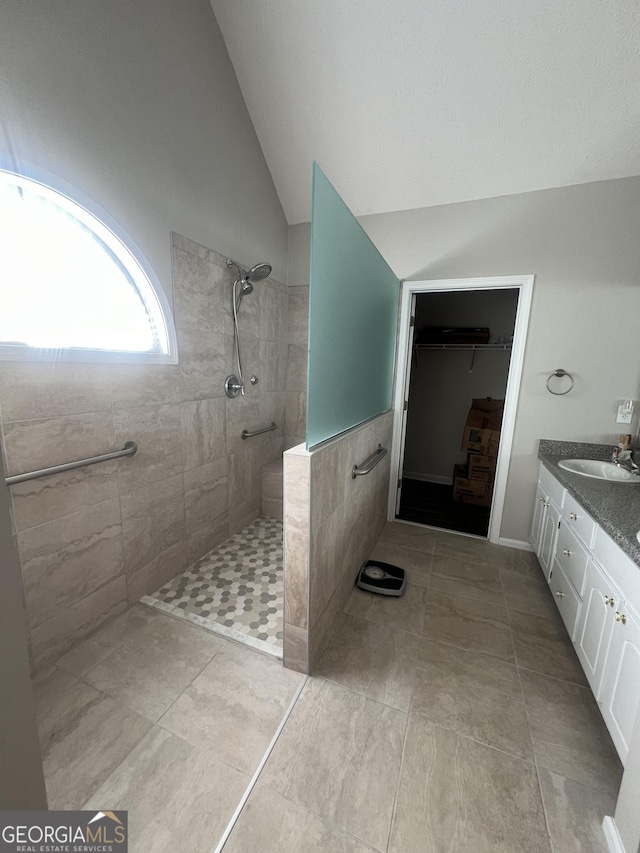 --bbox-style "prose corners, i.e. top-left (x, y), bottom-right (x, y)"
top-left (538, 439), bottom-right (640, 568)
